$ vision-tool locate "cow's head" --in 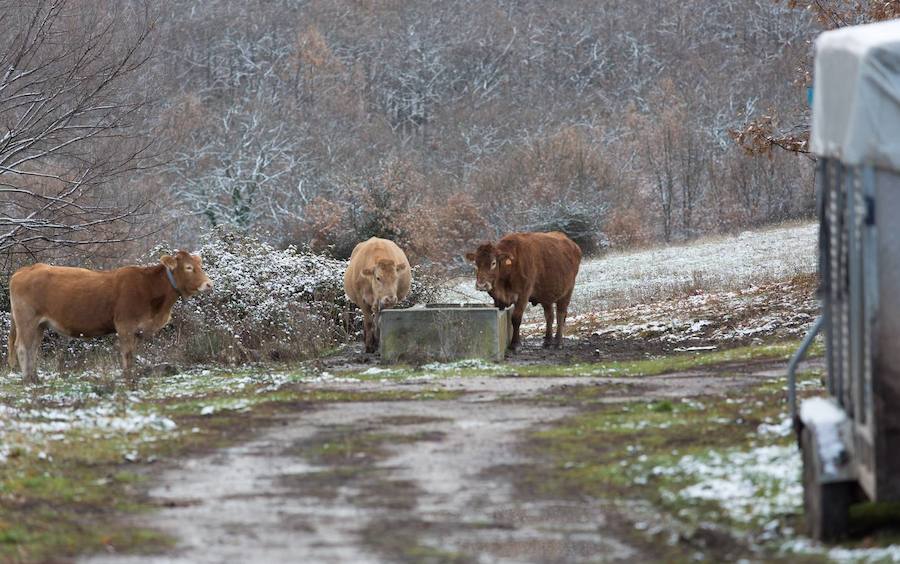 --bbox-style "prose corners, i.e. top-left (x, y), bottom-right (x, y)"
top-left (363, 259), bottom-right (406, 310)
top-left (161, 250), bottom-right (213, 296)
top-left (465, 243), bottom-right (513, 293)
